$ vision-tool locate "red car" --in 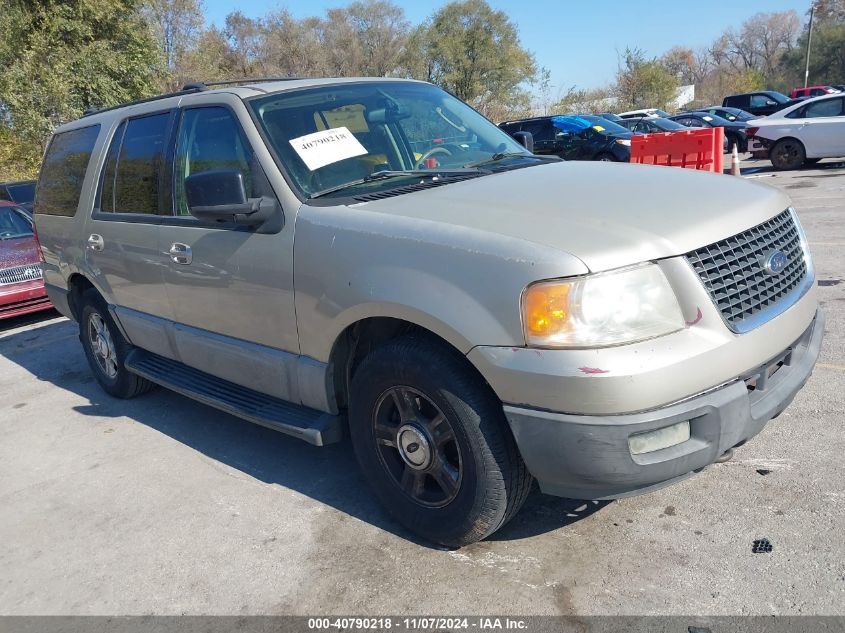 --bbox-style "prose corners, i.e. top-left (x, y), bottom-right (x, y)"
top-left (790, 85), bottom-right (841, 98)
top-left (0, 201), bottom-right (52, 319)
